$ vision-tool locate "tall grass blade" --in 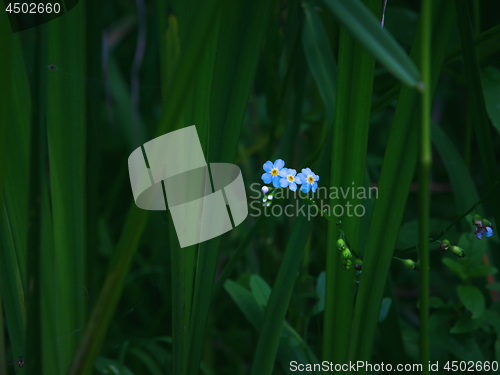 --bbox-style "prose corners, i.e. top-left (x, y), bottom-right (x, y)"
top-left (250, 138), bottom-right (332, 375)
top-left (323, 0), bottom-right (380, 364)
top-left (322, 0), bottom-right (421, 87)
top-left (0, 11), bottom-right (30, 363)
top-left (347, 0), bottom-right (456, 366)
top-left (45, 3), bottom-right (87, 371)
top-left (70, 3), bottom-right (224, 373)
top-left (185, 2), bottom-right (272, 374)
top-left (418, 0), bottom-right (432, 371)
